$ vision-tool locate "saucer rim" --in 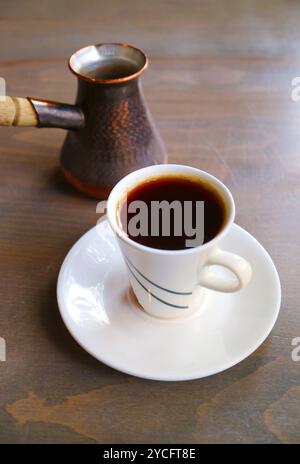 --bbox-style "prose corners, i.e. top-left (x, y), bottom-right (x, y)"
top-left (57, 218), bottom-right (281, 381)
